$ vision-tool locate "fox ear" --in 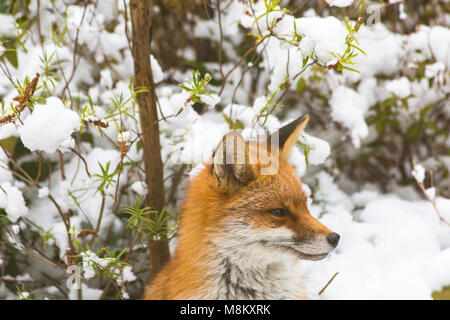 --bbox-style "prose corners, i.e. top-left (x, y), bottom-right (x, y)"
top-left (212, 132), bottom-right (254, 191)
top-left (270, 114), bottom-right (309, 161)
